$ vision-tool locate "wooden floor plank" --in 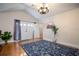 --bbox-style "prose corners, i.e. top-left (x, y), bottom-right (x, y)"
top-left (0, 39), bottom-right (42, 56)
top-left (0, 42), bottom-right (27, 56)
